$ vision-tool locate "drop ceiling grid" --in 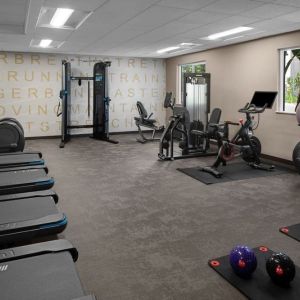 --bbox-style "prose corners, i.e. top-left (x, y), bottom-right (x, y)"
top-left (0, 0), bottom-right (299, 57)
